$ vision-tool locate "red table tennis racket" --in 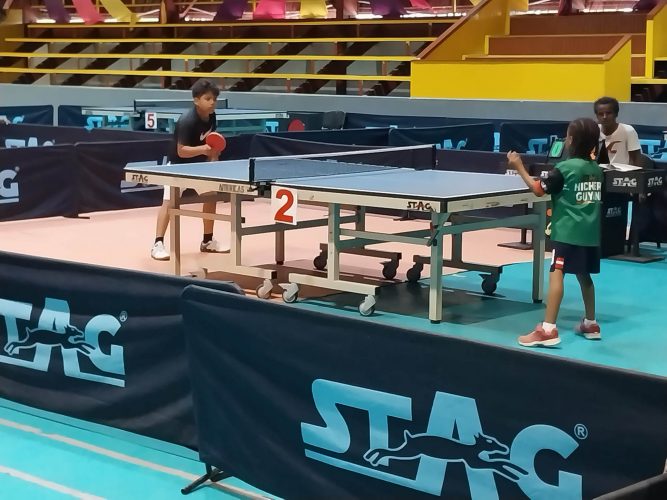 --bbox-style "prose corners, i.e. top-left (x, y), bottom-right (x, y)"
top-left (206, 132), bottom-right (227, 152)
